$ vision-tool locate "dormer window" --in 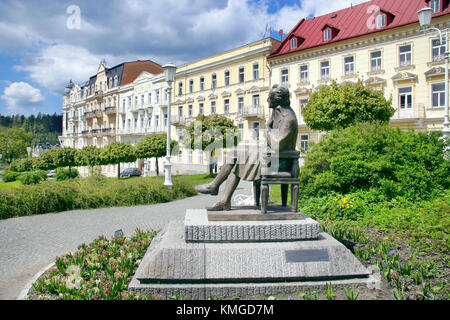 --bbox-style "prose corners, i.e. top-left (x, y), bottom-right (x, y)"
top-left (376, 13), bottom-right (386, 28)
top-left (429, 0), bottom-right (440, 13)
top-left (290, 37), bottom-right (297, 49)
top-left (323, 28), bottom-right (331, 41)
